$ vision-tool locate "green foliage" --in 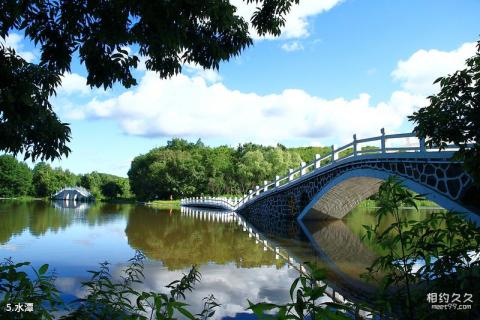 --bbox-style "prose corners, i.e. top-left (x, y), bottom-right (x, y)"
top-left (126, 206), bottom-right (284, 270)
top-left (288, 146), bottom-right (331, 165)
top-left (338, 146), bottom-right (380, 159)
top-left (1, 252), bottom-right (219, 320)
top-left (128, 139), bottom-right (328, 200)
top-left (32, 163), bottom-right (79, 197)
top-left (101, 181), bottom-right (123, 199)
top-left (0, 156), bottom-right (131, 199)
top-left (409, 39), bottom-right (480, 185)
top-left (81, 172), bottom-right (131, 200)
top-left (0, 45), bottom-right (70, 162)
top-left (0, 259), bottom-right (63, 320)
top-left (128, 140), bottom-right (383, 200)
top-left (247, 263), bottom-right (354, 319)
top-left (0, 0), bottom-right (300, 160)
top-left (362, 176), bottom-right (480, 319)
top-left (0, 155), bottom-right (32, 197)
